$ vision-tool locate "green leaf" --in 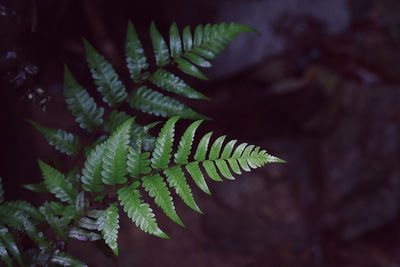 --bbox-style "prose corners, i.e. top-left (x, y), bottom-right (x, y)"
top-left (149, 69), bottom-right (209, 100)
top-left (97, 204), bottom-right (119, 256)
top-left (21, 182), bottom-right (48, 193)
top-left (51, 251), bottom-right (87, 267)
top-left (194, 132), bottom-right (213, 161)
top-left (0, 178), bottom-right (3, 204)
top-left (125, 21), bottom-right (148, 83)
top-left (169, 22), bottom-right (182, 58)
top-left (38, 160), bottom-right (76, 203)
top-left (63, 65), bottom-right (104, 132)
top-left (215, 159), bottom-right (234, 180)
top-left (28, 121), bottom-right (80, 155)
top-left (202, 160), bottom-right (222, 181)
top-left (183, 52), bottom-right (212, 68)
top-left (185, 162), bottom-right (211, 195)
top-left (150, 21), bottom-right (170, 67)
top-left (163, 166), bottom-right (202, 213)
top-left (174, 120), bottom-right (203, 164)
top-left (68, 227), bottom-right (101, 242)
top-left (127, 86), bottom-right (208, 119)
top-left (151, 116), bottom-right (179, 169)
top-left (82, 142), bottom-right (105, 192)
top-left (118, 182), bottom-right (168, 238)
top-left (0, 227), bottom-right (23, 267)
top-left (175, 58), bottom-right (208, 80)
top-left (101, 118), bottom-right (133, 185)
top-left (103, 110), bottom-right (131, 133)
top-left (142, 174), bottom-right (183, 226)
top-left (83, 38), bottom-right (127, 107)
top-left (182, 25), bottom-right (193, 52)
top-left (209, 135), bottom-right (226, 160)
top-left (193, 24), bottom-right (203, 47)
